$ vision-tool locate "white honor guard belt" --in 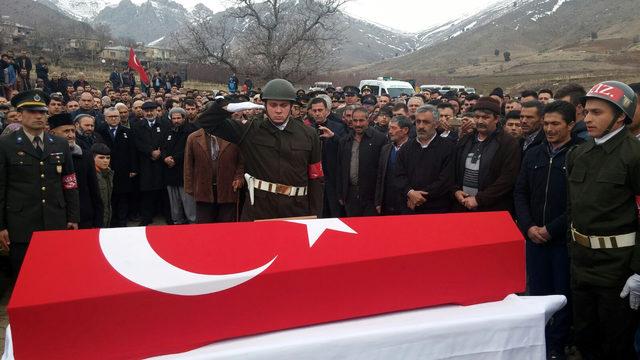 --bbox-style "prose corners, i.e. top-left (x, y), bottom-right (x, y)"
top-left (244, 174), bottom-right (307, 205)
top-left (571, 226), bottom-right (636, 249)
